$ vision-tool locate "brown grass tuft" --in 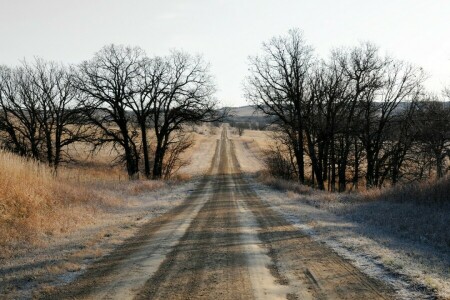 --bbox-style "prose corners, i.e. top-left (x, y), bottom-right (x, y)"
top-left (258, 172), bottom-right (314, 195)
top-left (0, 150), bottom-right (105, 256)
top-left (125, 180), bottom-right (166, 195)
